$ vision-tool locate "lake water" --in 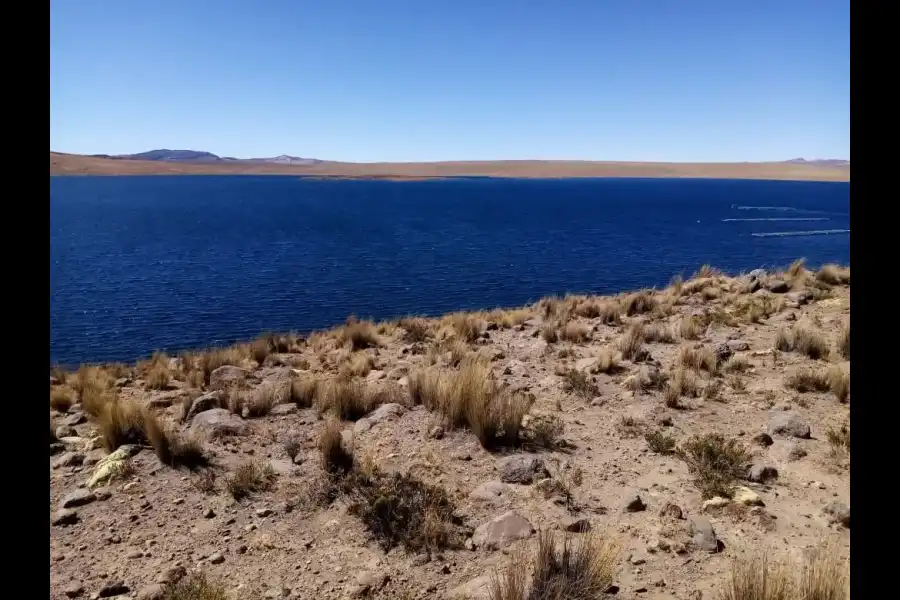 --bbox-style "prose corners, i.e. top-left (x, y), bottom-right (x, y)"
top-left (50, 176), bottom-right (850, 365)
